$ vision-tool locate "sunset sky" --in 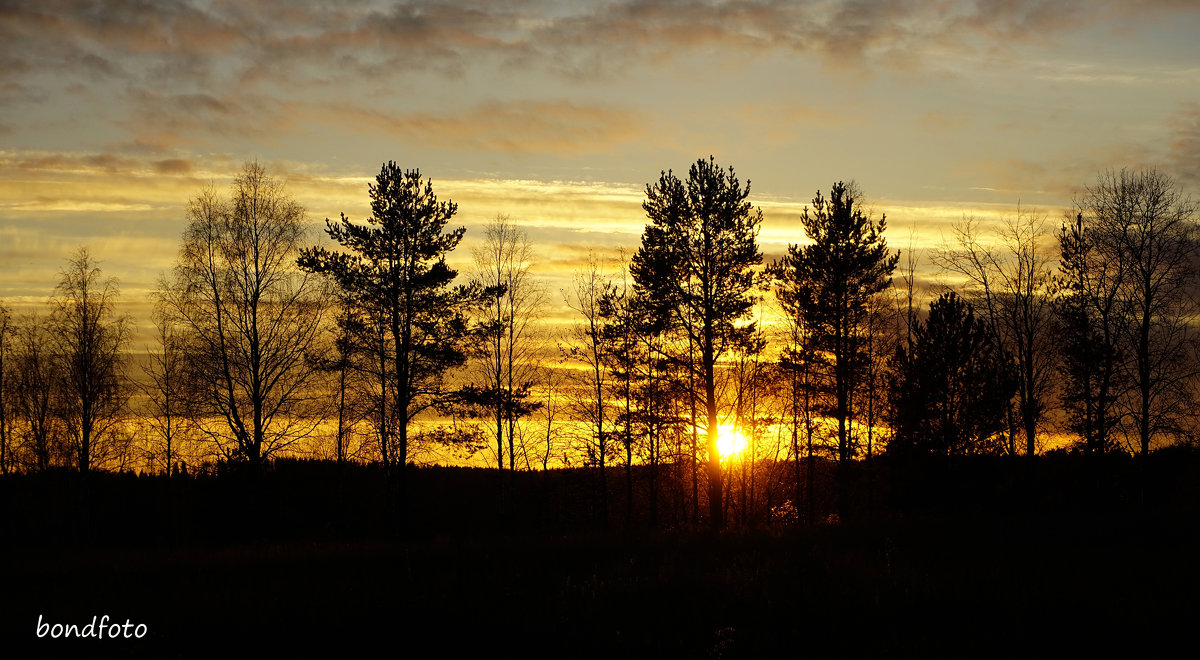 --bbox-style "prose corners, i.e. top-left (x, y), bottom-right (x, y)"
top-left (2, 0), bottom-right (1199, 339)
